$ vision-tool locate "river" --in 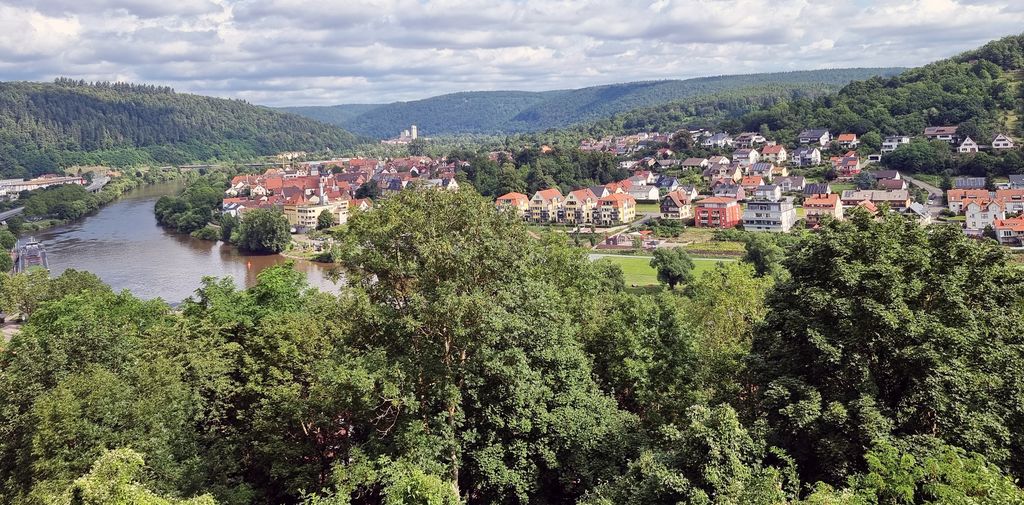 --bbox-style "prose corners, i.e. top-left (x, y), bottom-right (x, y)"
top-left (30, 182), bottom-right (339, 302)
